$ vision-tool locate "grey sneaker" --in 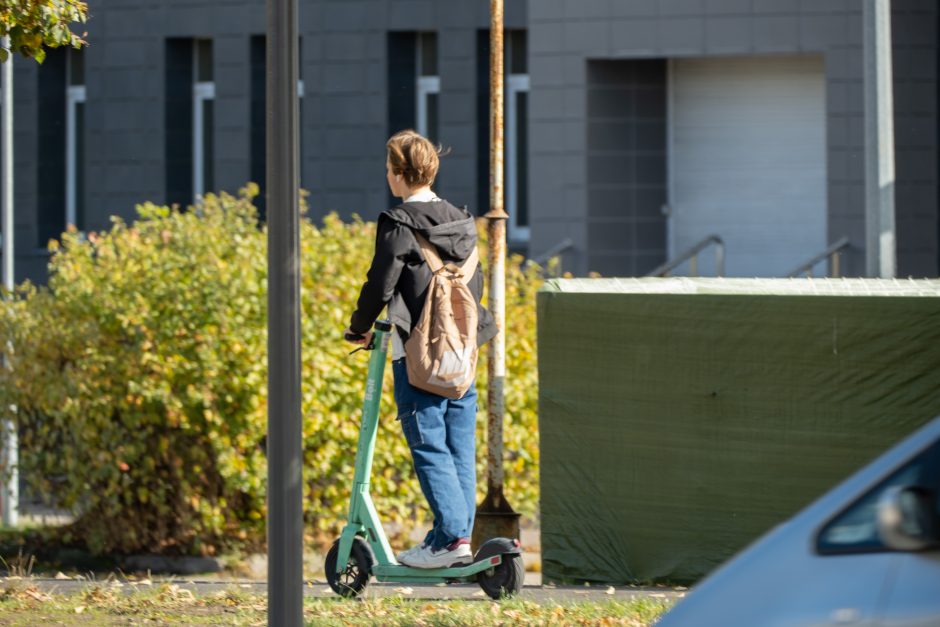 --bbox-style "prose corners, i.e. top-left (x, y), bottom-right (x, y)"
top-left (400, 539), bottom-right (472, 569)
